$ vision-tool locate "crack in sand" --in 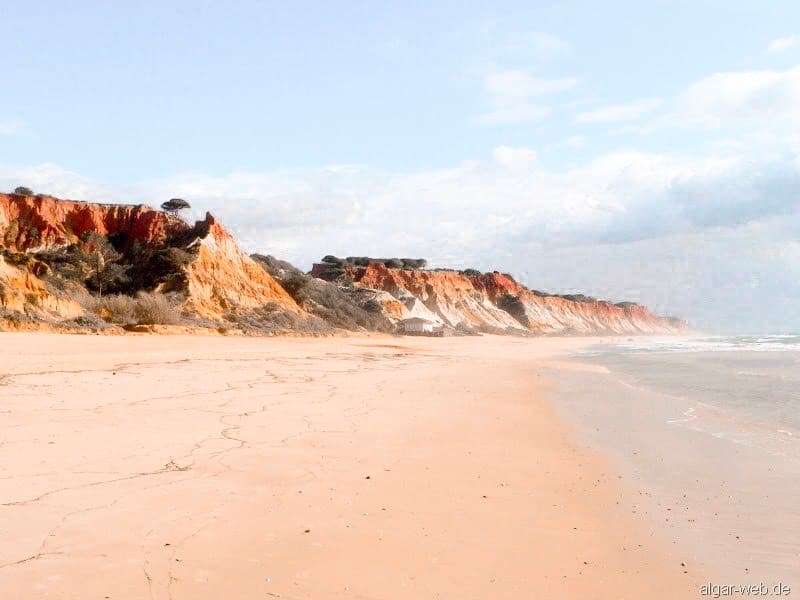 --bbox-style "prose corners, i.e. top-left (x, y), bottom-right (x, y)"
top-left (141, 527), bottom-right (157, 600)
top-left (1, 460), bottom-right (191, 507)
top-left (164, 522), bottom-right (214, 600)
top-left (0, 495), bottom-right (123, 569)
top-left (0, 345), bottom-right (424, 594)
top-left (0, 550), bottom-right (63, 568)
